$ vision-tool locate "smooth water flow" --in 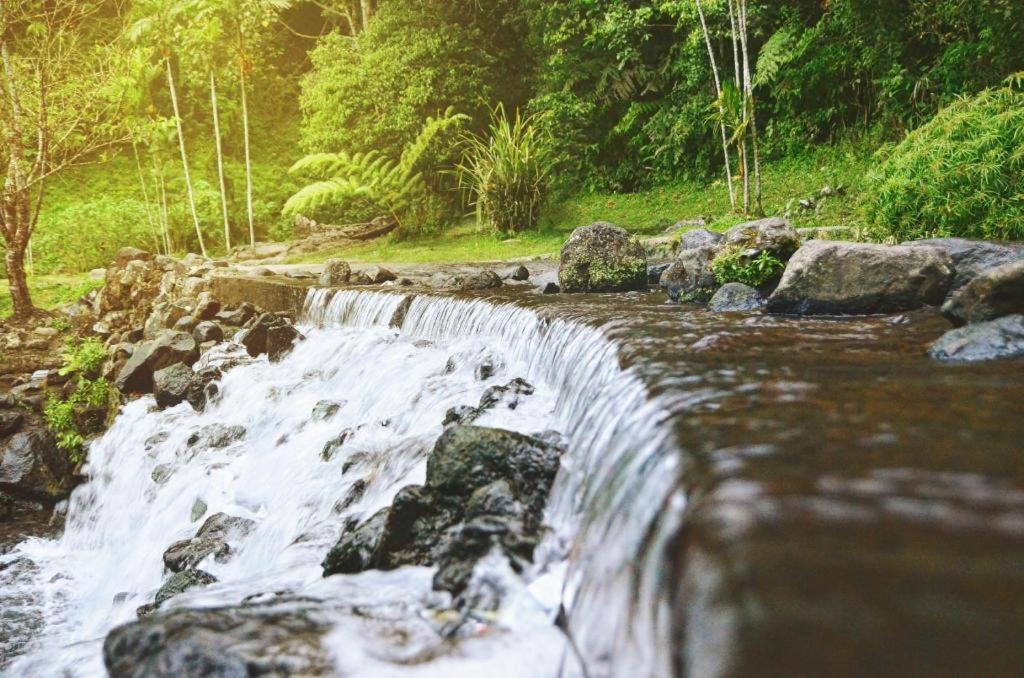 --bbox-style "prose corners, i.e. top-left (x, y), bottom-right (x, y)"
top-left (1, 290), bottom-right (680, 676)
